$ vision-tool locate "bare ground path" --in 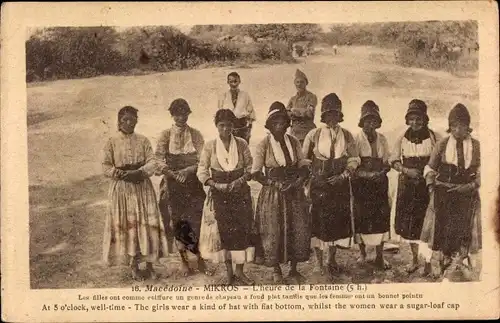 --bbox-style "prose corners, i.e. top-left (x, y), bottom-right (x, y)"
top-left (28, 46), bottom-right (478, 289)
